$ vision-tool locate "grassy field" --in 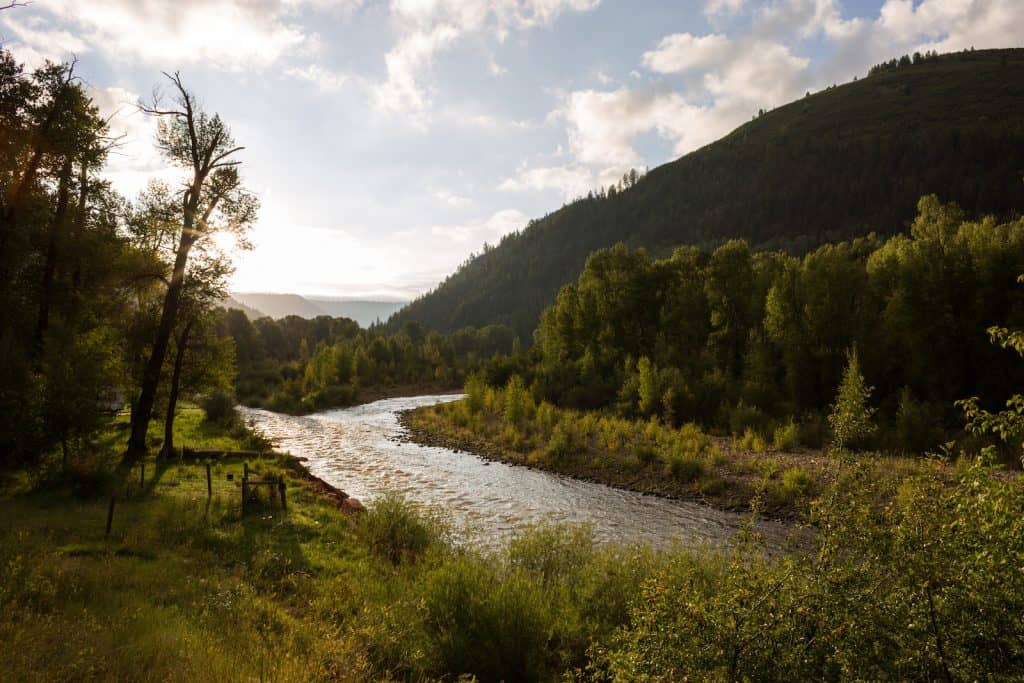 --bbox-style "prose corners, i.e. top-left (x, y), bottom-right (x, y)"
top-left (0, 408), bottom-right (674, 681)
top-left (3, 405), bottom-right (1023, 681)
